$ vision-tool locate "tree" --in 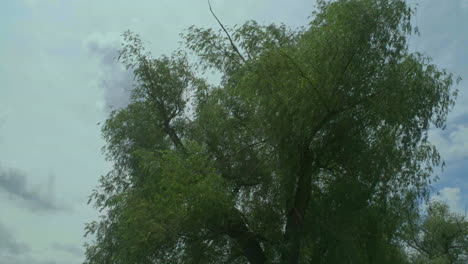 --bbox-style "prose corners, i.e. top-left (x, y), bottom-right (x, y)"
top-left (84, 0), bottom-right (459, 263)
top-left (403, 201), bottom-right (468, 264)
